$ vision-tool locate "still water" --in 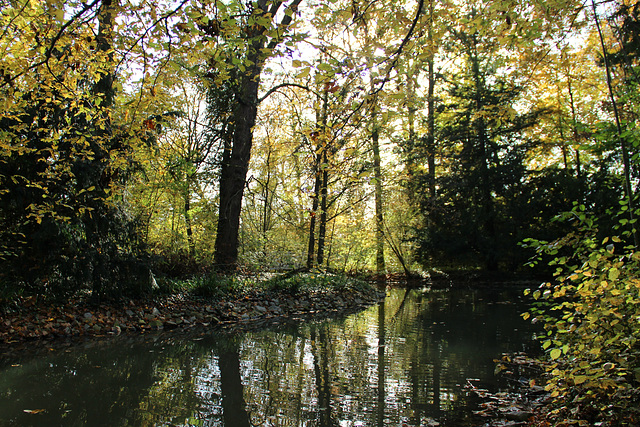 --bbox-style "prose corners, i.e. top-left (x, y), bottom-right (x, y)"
top-left (0, 286), bottom-right (537, 426)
